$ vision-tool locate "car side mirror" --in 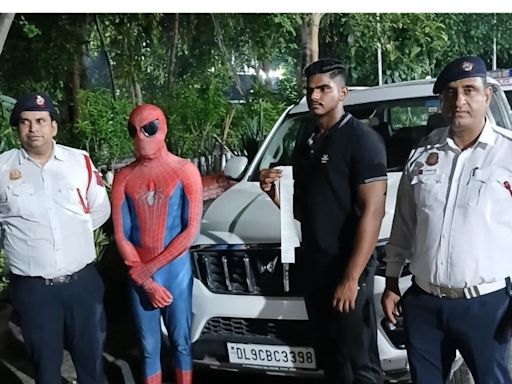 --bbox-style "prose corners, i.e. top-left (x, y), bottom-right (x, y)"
top-left (223, 156), bottom-right (248, 181)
